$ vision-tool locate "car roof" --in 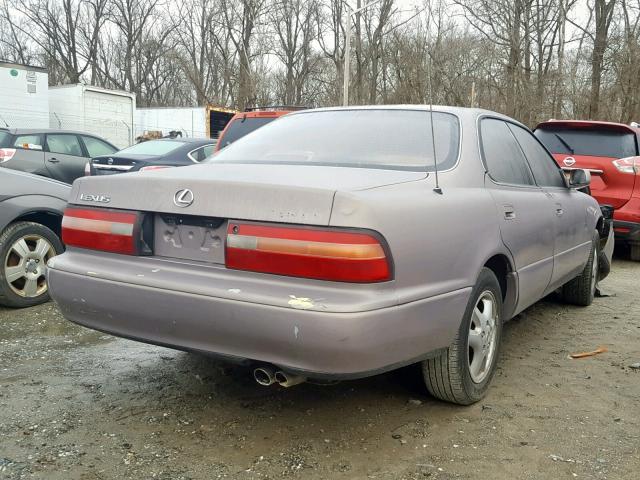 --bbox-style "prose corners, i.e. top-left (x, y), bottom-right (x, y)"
top-left (134, 137), bottom-right (215, 145)
top-left (229, 110), bottom-right (296, 121)
top-left (284, 105), bottom-right (520, 125)
top-left (7, 128), bottom-right (106, 136)
top-left (535, 119), bottom-right (640, 135)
